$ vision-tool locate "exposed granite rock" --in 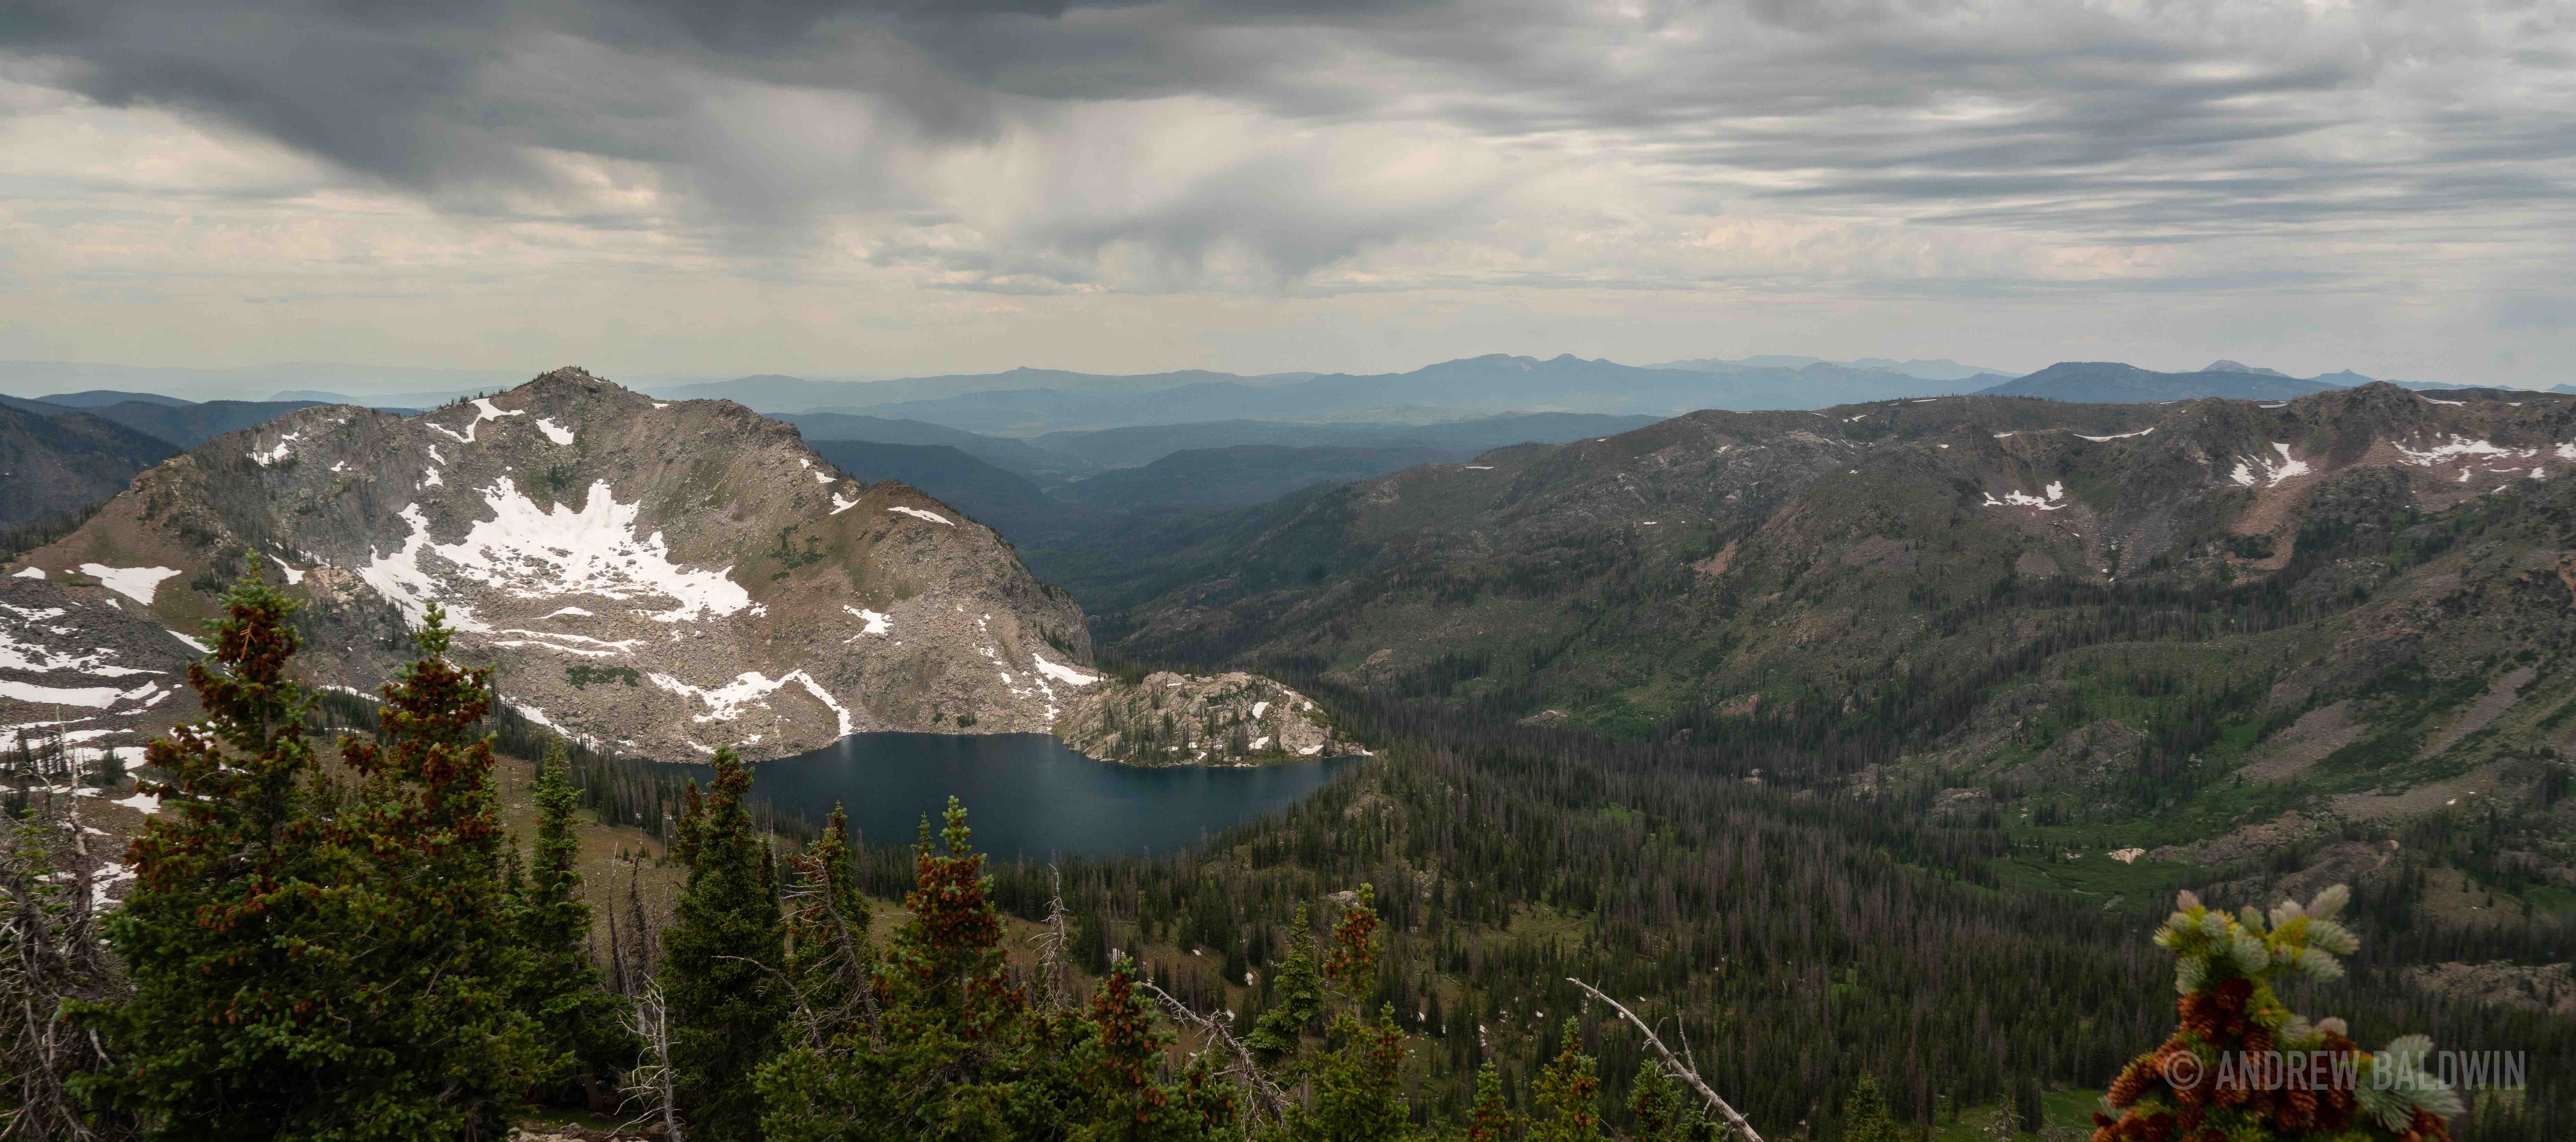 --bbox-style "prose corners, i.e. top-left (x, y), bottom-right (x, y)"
top-left (2, 369), bottom-right (1094, 762)
top-left (1055, 670), bottom-right (1363, 766)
